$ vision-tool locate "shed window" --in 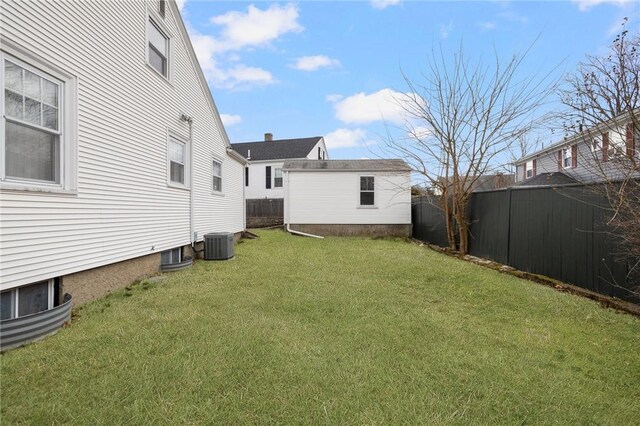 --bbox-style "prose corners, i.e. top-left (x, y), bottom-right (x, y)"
top-left (360, 176), bottom-right (375, 206)
top-left (2, 55), bottom-right (62, 184)
top-left (274, 167), bottom-right (283, 187)
top-left (212, 160), bottom-right (222, 192)
top-left (148, 18), bottom-right (168, 77)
